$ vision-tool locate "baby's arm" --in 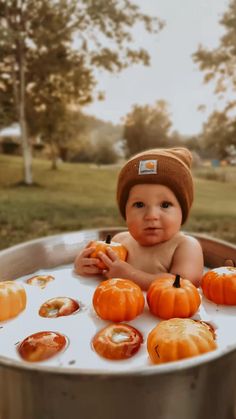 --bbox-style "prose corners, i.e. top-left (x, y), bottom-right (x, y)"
top-left (98, 234), bottom-right (203, 290)
top-left (170, 236), bottom-right (204, 287)
top-left (98, 248), bottom-right (174, 290)
top-left (74, 245), bottom-right (102, 276)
